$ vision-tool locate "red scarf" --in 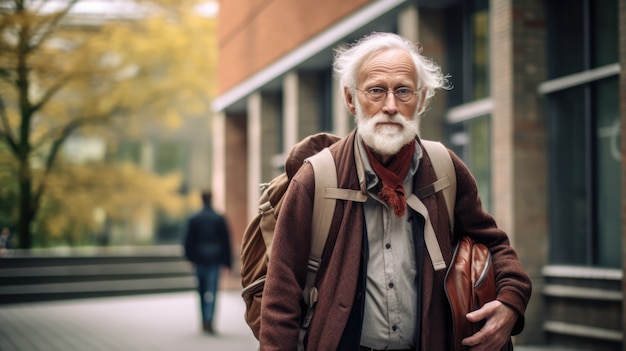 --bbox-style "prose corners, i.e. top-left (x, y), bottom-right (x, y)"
top-left (363, 139), bottom-right (416, 217)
